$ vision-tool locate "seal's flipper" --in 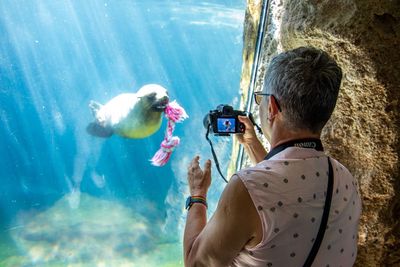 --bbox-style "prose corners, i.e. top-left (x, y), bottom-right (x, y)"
top-left (89, 100), bottom-right (103, 117)
top-left (86, 122), bottom-right (113, 138)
